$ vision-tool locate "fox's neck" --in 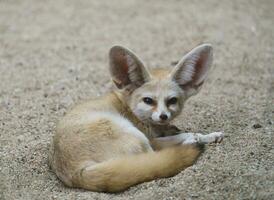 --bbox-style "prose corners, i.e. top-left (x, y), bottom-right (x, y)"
top-left (110, 91), bottom-right (156, 138)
